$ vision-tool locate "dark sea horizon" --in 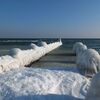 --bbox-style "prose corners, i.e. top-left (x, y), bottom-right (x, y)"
top-left (0, 38), bottom-right (100, 68)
